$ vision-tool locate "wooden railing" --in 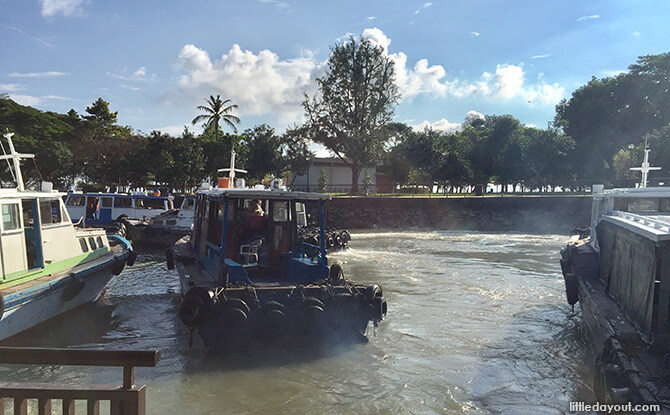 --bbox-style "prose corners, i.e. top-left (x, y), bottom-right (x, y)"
top-left (0, 347), bottom-right (160, 415)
